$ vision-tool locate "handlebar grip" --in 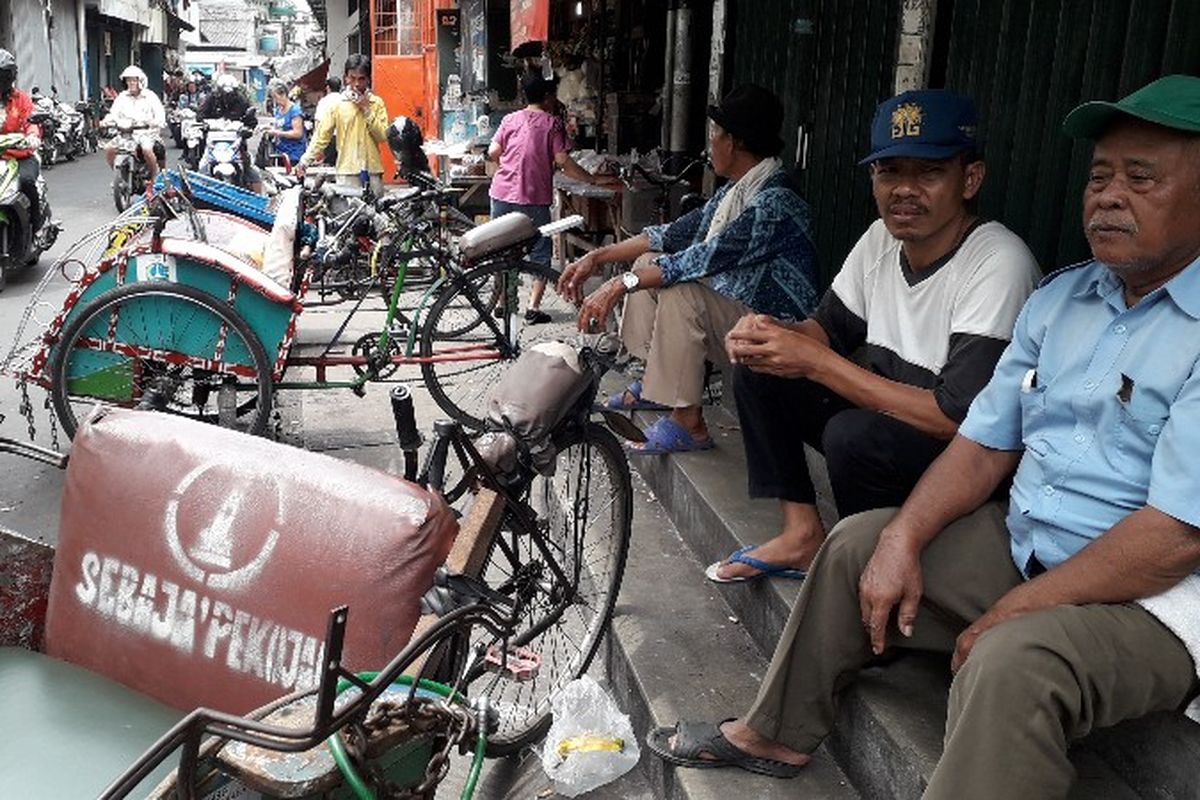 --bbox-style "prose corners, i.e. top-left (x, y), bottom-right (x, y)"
top-left (390, 384), bottom-right (423, 451)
